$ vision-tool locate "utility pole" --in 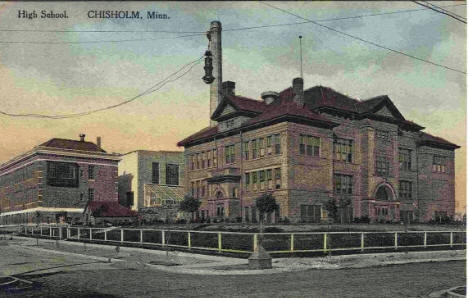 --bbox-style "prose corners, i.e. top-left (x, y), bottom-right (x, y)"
top-left (209, 21), bottom-right (222, 127)
top-left (299, 35), bottom-right (303, 79)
